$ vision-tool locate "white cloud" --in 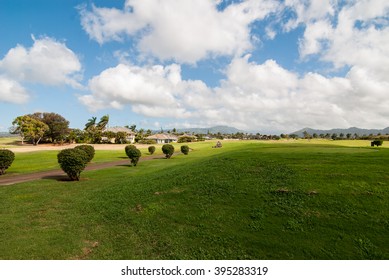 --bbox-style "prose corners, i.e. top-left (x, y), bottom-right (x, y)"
top-left (79, 55), bottom-right (389, 133)
top-left (79, 0), bottom-right (280, 63)
top-left (77, 1), bottom-right (389, 133)
top-left (79, 63), bottom-right (194, 118)
top-left (283, 0), bottom-right (335, 31)
top-left (0, 76), bottom-right (29, 104)
top-left (0, 36), bottom-right (82, 88)
top-left (79, 4), bottom-right (147, 44)
top-left (286, 0), bottom-right (389, 77)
